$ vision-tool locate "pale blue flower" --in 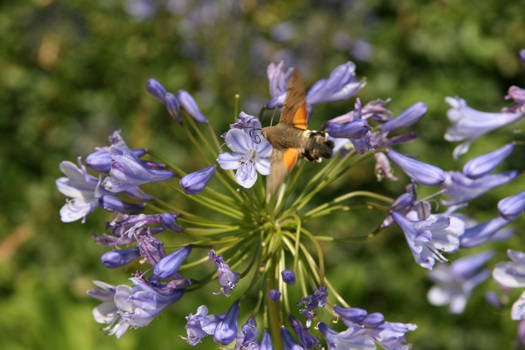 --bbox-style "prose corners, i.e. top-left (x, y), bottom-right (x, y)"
top-left (214, 302), bottom-right (240, 345)
top-left (459, 216), bottom-right (513, 248)
top-left (387, 150), bottom-right (446, 187)
top-left (380, 102), bottom-right (427, 133)
top-left (180, 165), bottom-right (216, 195)
top-left (427, 250), bottom-right (494, 314)
top-left (493, 250), bottom-right (525, 320)
top-left (88, 278), bottom-right (183, 338)
top-left (234, 318), bottom-right (259, 350)
top-left (184, 305), bottom-right (225, 345)
top-left (217, 128), bottom-right (272, 188)
top-left (462, 143), bottom-right (514, 179)
top-left (101, 247), bottom-right (141, 268)
top-left (498, 190), bottom-right (525, 221)
top-left (442, 170), bottom-right (519, 206)
top-left (209, 250), bottom-right (241, 296)
top-left (444, 96), bottom-right (523, 159)
top-left (391, 211), bottom-right (464, 269)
